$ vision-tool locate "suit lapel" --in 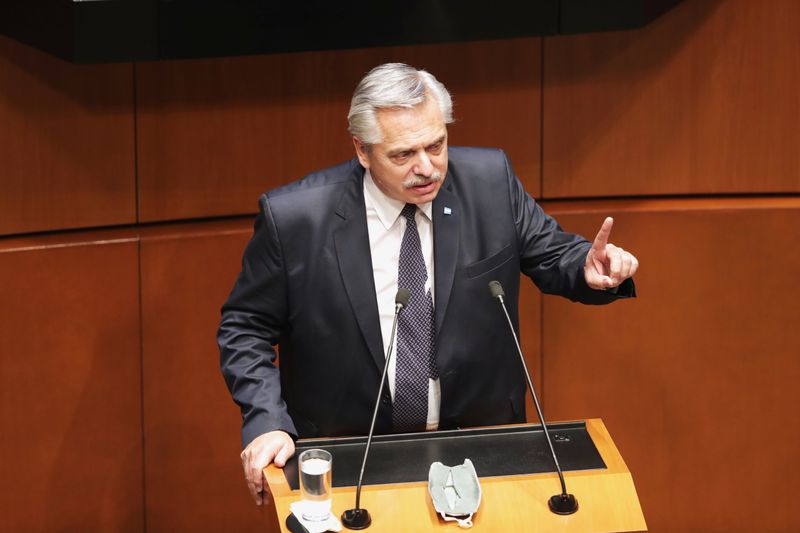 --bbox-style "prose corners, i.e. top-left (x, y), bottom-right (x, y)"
top-left (333, 167), bottom-right (386, 372)
top-left (432, 175), bottom-right (460, 335)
